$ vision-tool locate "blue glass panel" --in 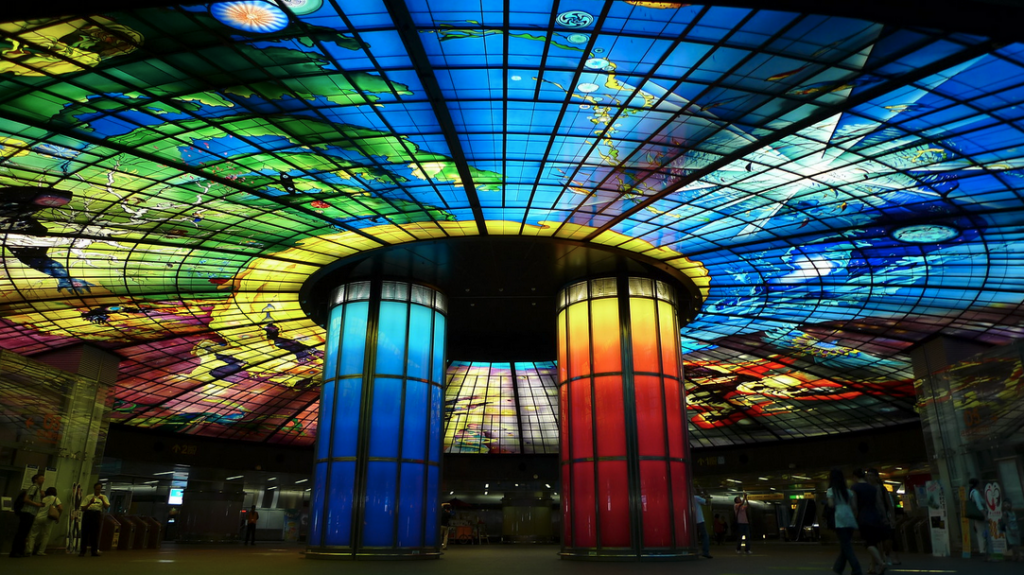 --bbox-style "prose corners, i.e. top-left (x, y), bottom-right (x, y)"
top-left (402, 380), bottom-right (428, 460)
top-left (324, 305), bottom-right (342, 380)
top-left (406, 304), bottom-right (433, 380)
top-left (428, 384), bottom-right (443, 463)
top-left (315, 379), bottom-right (334, 461)
top-left (340, 302), bottom-right (369, 376)
top-left (368, 377), bottom-right (403, 458)
top-left (397, 463), bottom-right (425, 547)
top-left (326, 461), bottom-right (355, 547)
top-left (331, 376), bottom-right (362, 458)
top-left (363, 461), bottom-right (398, 547)
top-left (376, 301), bottom-right (409, 376)
top-left (424, 465), bottom-right (439, 546)
top-left (431, 312), bottom-right (446, 383)
top-left (310, 462), bottom-right (328, 545)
